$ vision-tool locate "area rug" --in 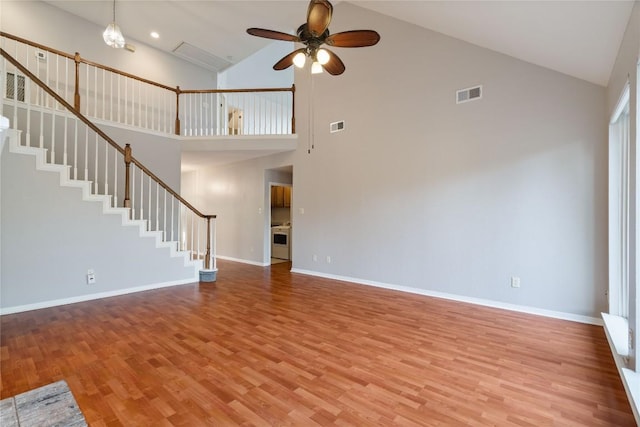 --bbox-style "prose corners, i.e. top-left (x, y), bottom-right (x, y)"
top-left (0, 380), bottom-right (87, 427)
